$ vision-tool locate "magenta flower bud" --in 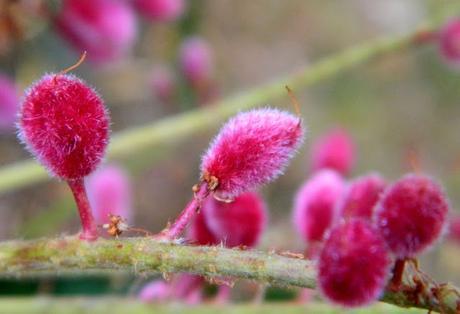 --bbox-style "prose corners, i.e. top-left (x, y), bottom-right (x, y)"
top-left (149, 65), bottom-right (176, 105)
top-left (179, 37), bottom-right (214, 88)
top-left (439, 18), bottom-right (460, 67)
top-left (55, 0), bottom-right (137, 64)
top-left (318, 219), bottom-right (391, 307)
top-left (311, 128), bottom-right (355, 175)
top-left (293, 169), bottom-right (345, 243)
top-left (202, 192), bottom-right (267, 248)
top-left (133, 0), bottom-right (185, 22)
top-left (86, 164), bottom-right (132, 225)
top-left (139, 280), bottom-right (170, 302)
top-left (375, 174), bottom-right (449, 258)
top-left (187, 211), bottom-right (218, 246)
top-left (201, 108), bottom-right (304, 199)
top-left (0, 73), bottom-right (19, 131)
top-left (338, 173), bottom-right (386, 220)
